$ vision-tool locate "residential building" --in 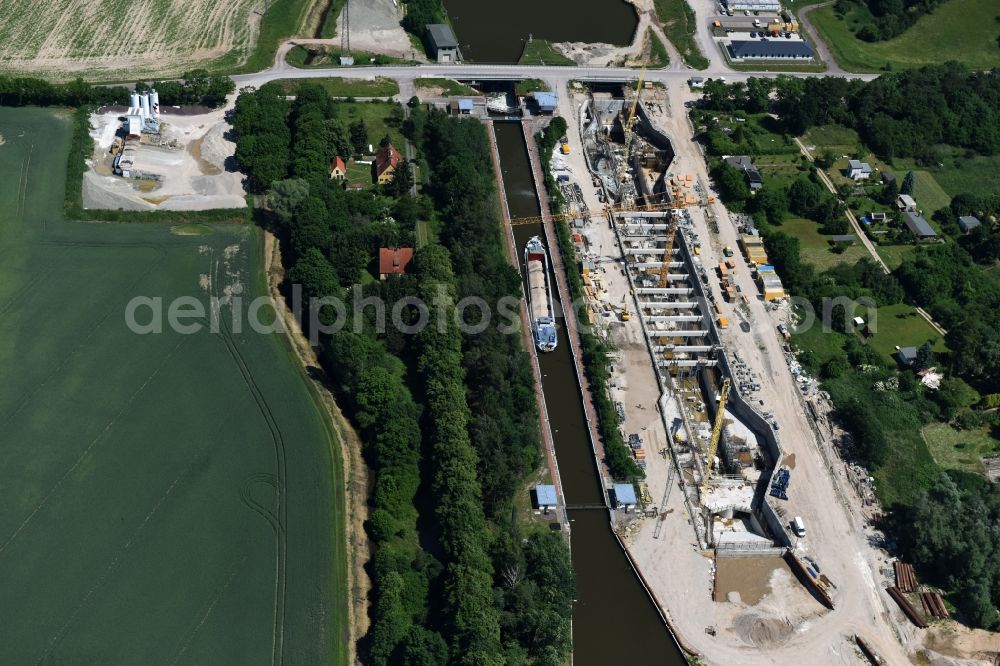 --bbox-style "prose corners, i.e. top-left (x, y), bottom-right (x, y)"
top-left (896, 346), bottom-right (918, 367)
top-left (726, 40), bottom-right (814, 61)
top-left (902, 211), bottom-right (937, 239)
top-left (426, 24), bottom-right (462, 63)
top-left (374, 143), bottom-right (403, 184)
top-left (846, 159), bottom-right (872, 180)
top-left (725, 155), bottom-right (763, 190)
top-left (378, 247), bottom-right (414, 279)
top-left (881, 172), bottom-right (896, 186)
top-left (958, 215), bottom-right (981, 233)
top-left (896, 194), bottom-right (917, 212)
top-left (329, 156), bottom-right (346, 180)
